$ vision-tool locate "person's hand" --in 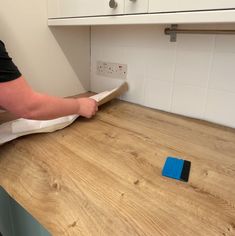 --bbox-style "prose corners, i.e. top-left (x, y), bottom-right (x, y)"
top-left (76, 97), bottom-right (98, 118)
